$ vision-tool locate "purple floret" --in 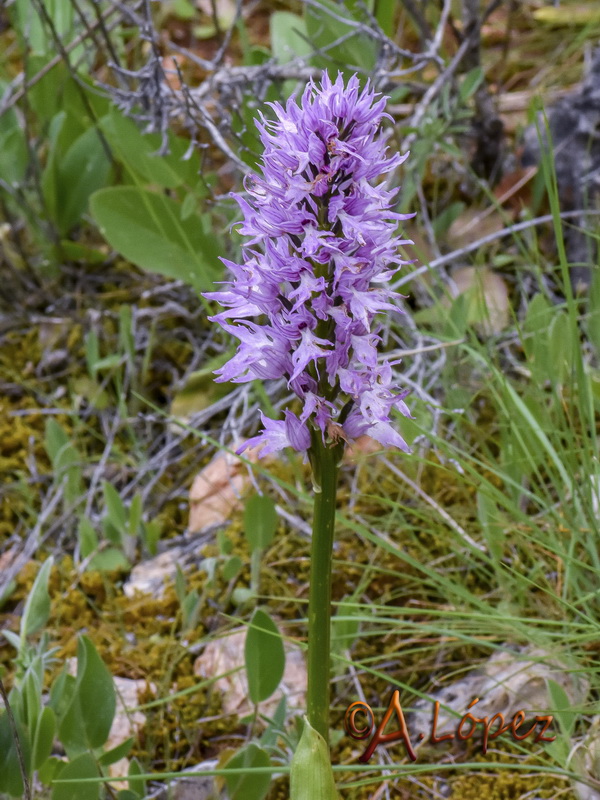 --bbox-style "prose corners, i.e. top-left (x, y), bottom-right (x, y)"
top-left (204, 71), bottom-right (415, 458)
